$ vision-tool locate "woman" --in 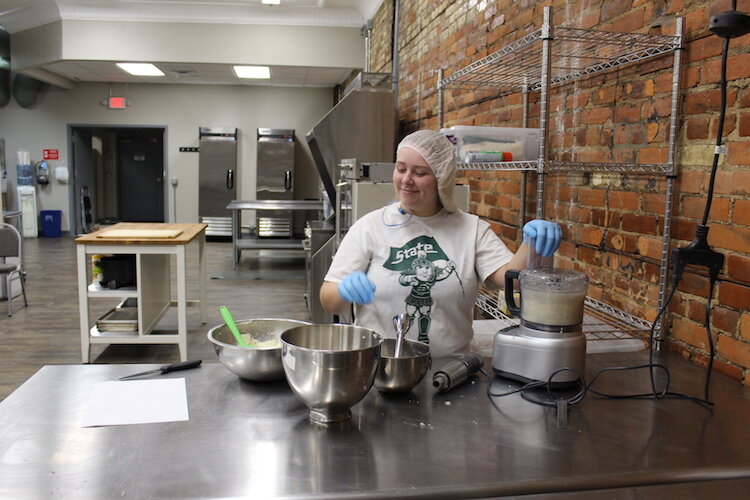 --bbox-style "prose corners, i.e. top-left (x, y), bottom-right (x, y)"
top-left (319, 130), bottom-right (561, 358)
